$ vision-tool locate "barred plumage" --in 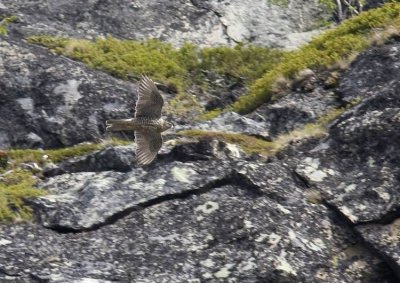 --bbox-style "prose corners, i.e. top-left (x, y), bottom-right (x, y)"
top-left (106, 76), bottom-right (172, 166)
